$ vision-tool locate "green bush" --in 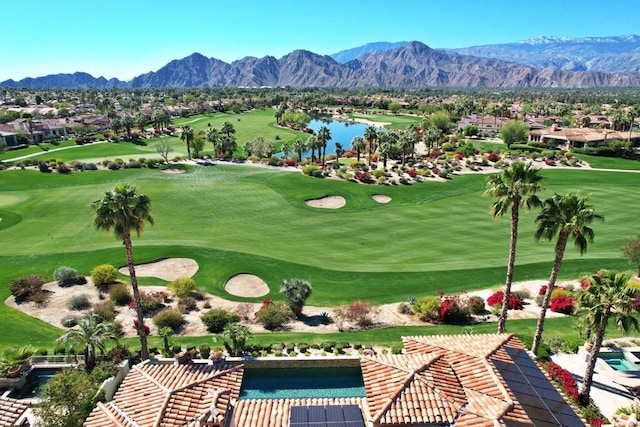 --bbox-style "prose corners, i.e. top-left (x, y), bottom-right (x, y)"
top-left (311, 169), bottom-right (323, 178)
top-left (391, 344), bottom-right (403, 355)
top-left (61, 315), bottom-right (79, 328)
top-left (9, 274), bottom-right (46, 302)
top-left (200, 308), bottom-right (240, 333)
top-left (256, 301), bottom-right (293, 331)
top-left (177, 296), bottom-right (198, 313)
top-left (302, 165), bottom-right (318, 176)
top-left (85, 163), bottom-right (98, 171)
top-left (67, 294), bottom-right (91, 310)
top-left (153, 309), bottom-right (186, 333)
top-left (168, 277), bottom-right (196, 298)
top-left (54, 266), bottom-right (79, 287)
top-left (93, 300), bottom-right (116, 322)
top-left (466, 296), bottom-right (485, 314)
top-left (413, 296), bottom-right (440, 321)
top-left (107, 161), bottom-right (120, 170)
top-left (91, 264), bottom-right (118, 287)
top-left (198, 344), bottom-right (211, 359)
top-left (109, 284), bottom-right (133, 306)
